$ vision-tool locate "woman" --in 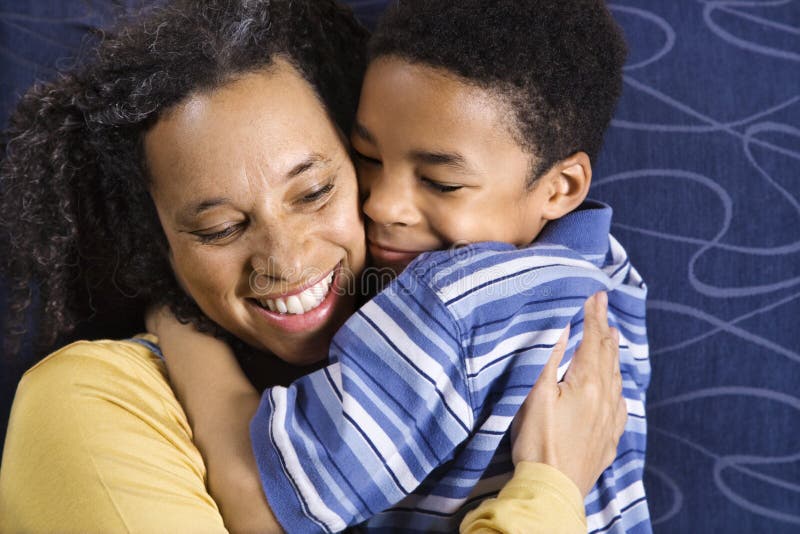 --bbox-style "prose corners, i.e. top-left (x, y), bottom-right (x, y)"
top-left (0, 1), bottom-right (625, 531)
